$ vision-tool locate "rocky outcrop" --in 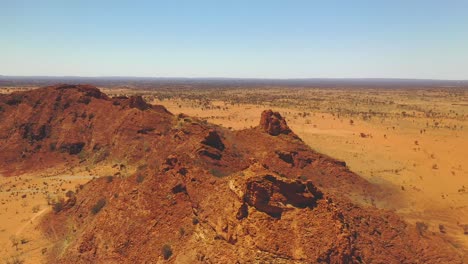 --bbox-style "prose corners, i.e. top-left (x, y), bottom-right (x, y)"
top-left (197, 130), bottom-right (225, 161)
top-left (259, 110), bottom-right (299, 139)
top-left (56, 84), bottom-right (107, 99)
top-left (201, 130), bottom-right (225, 151)
top-left (128, 96), bottom-right (151, 110)
top-left (241, 175), bottom-right (323, 218)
